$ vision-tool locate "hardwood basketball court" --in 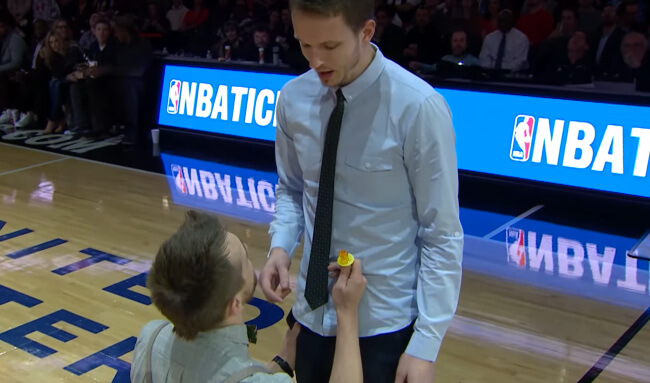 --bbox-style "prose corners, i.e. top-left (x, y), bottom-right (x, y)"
top-left (0, 142), bottom-right (649, 382)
